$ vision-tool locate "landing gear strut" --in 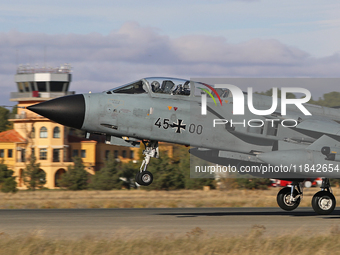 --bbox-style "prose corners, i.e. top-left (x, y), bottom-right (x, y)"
top-left (311, 178), bottom-right (336, 215)
top-left (135, 140), bottom-right (159, 186)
